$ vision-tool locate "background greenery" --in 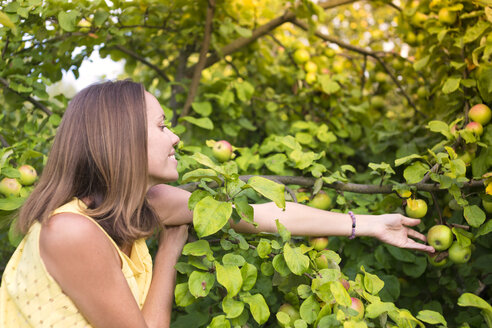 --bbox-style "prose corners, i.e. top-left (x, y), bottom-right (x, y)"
top-left (0, 0), bottom-right (491, 327)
